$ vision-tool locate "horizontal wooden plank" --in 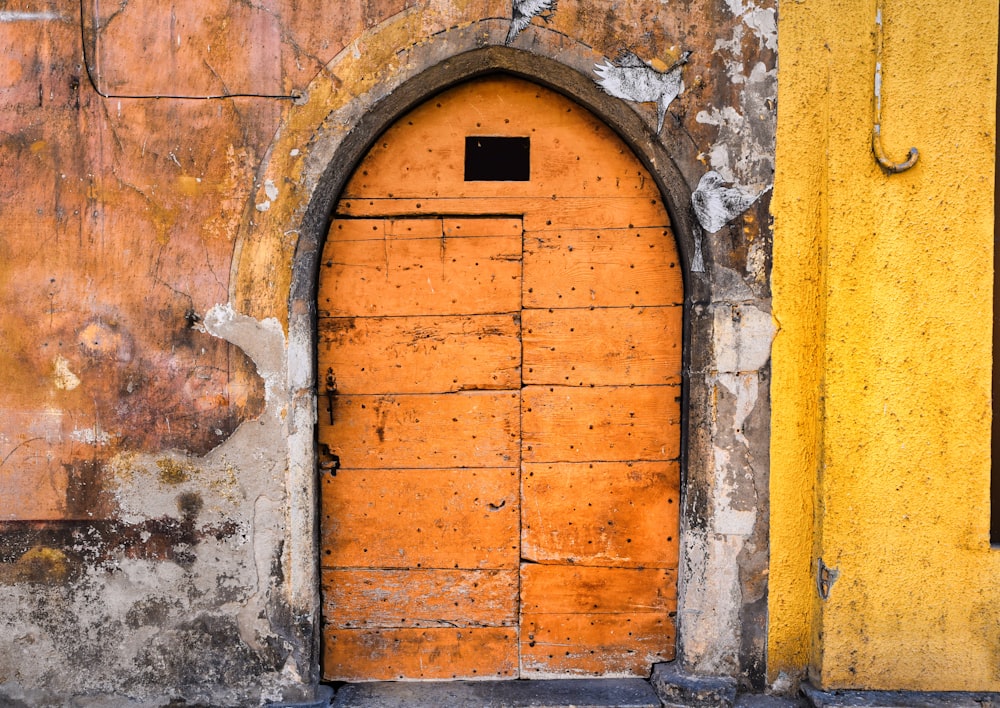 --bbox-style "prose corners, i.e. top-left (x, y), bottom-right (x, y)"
top-left (322, 569), bottom-right (518, 628)
top-left (521, 462), bottom-right (680, 567)
top-left (320, 391), bottom-right (521, 469)
top-left (318, 235), bottom-right (522, 317)
top-left (328, 217), bottom-right (524, 242)
top-left (336, 197), bottom-right (671, 231)
top-left (523, 228), bottom-right (683, 309)
top-left (318, 314), bottom-right (522, 394)
top-left (522, 307), bottom-right (682, 387)
top-left (326, 217), bottom-right (443, 242)
top-left (443, 217), bottom-right (523, 238)
top-left (520, 565), bottom-right (677, 614)
top-left (519, 612), bottom-right (675, 677)
top-left (522, 385), bottom-right (681, 463)
top-left (323, 627), bottom-right (518, 681)
top-left (321, 468), bottom-right (519, 569)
